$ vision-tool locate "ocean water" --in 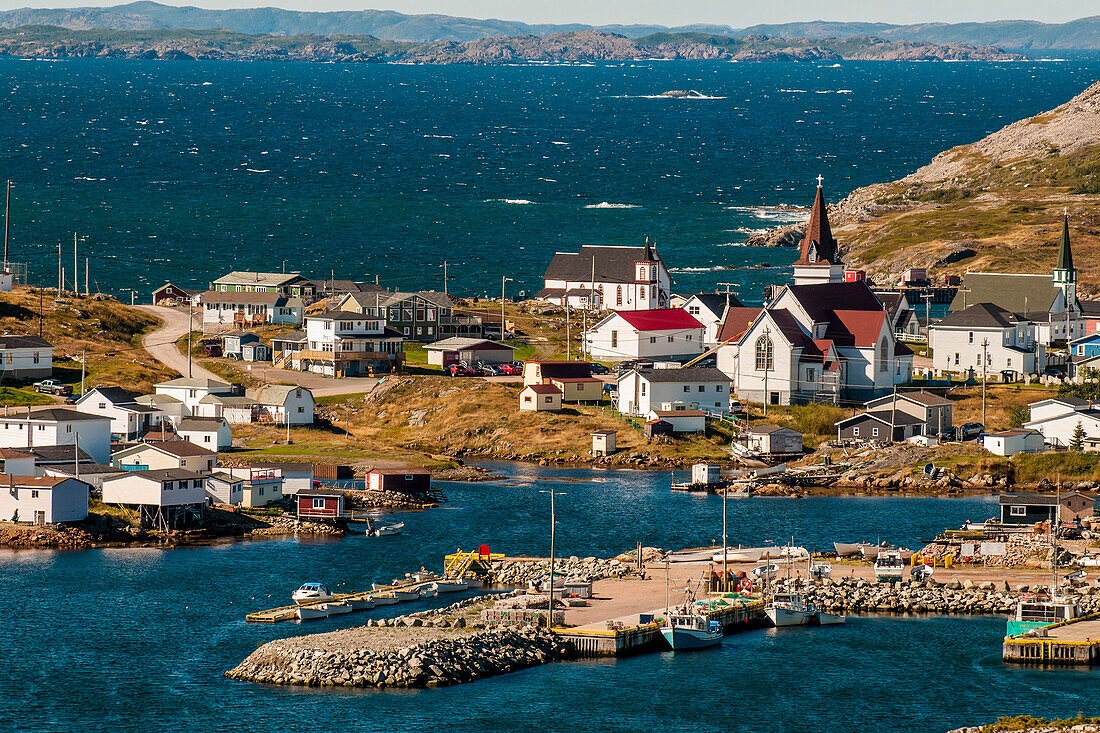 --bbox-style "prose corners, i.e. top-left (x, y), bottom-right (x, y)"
top-left (3, 56), bottom-right (1100, 302)
top-left (1, 462), bottom-right (1097, 733)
